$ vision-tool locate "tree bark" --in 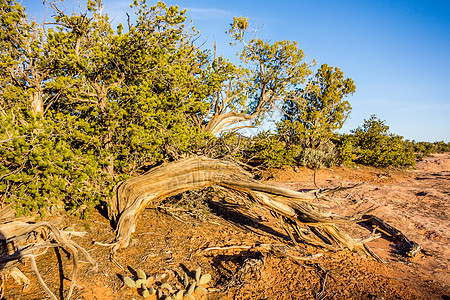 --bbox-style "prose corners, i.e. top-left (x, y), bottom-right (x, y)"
top-left (108, 156), bottom-right (384, 260)
top-left (30, 88), bottom-right (43, 115)
top-left (203, 112), bottom-right (255, 135)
